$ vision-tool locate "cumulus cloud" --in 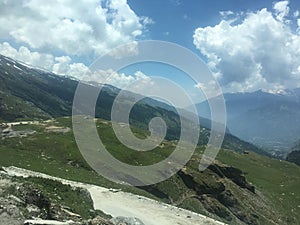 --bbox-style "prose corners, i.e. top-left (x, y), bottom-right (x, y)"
top-left (0, 41), bottom-right (153, 91)
top-left (273, 0), bottom-right (290, 22)
top-left (219, 11), bottom-right (234, 18)
top-left (0, 41), bottom-right (92, 77)
top-left (0, 0), bottom-right (150, 56)
top-left (83, 69), bottom-right (151, 89)
top-left (0, 42), bottom-right (55, 70)
top-left (193, 1), bottom-right (300, 93)
top-left (194, 80), bottom-right (222, 99)
top-left (0, 0), bottom-right (156, 92)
